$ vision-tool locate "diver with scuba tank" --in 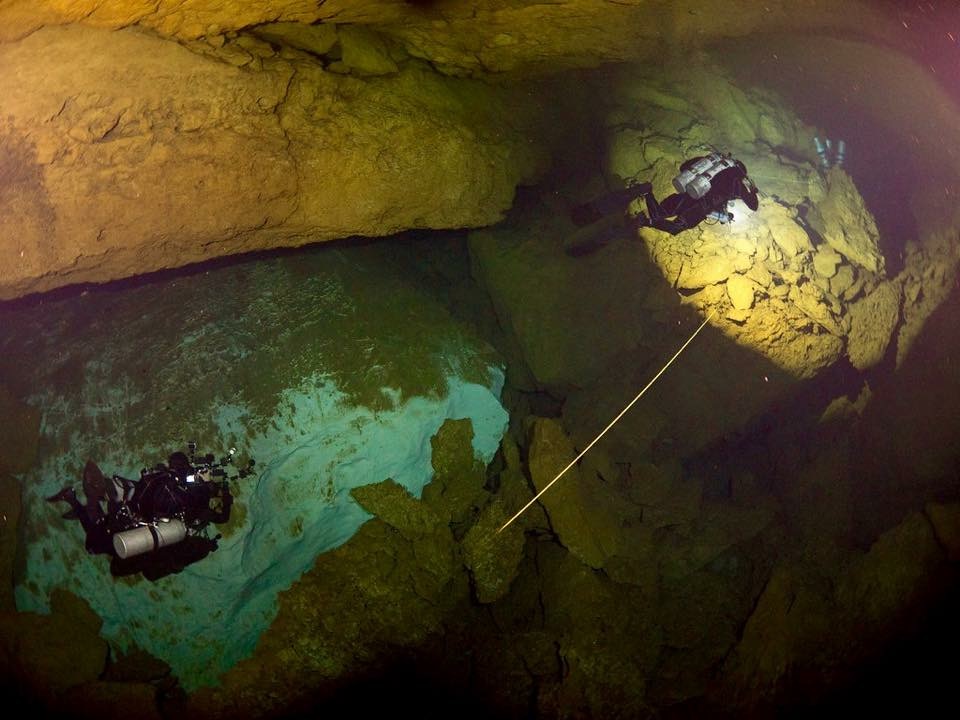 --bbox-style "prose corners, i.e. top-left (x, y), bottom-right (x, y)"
top-left (47, 442), bottom-right (254, 569)
top-left (567, 150), bottom-right (760, 251)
